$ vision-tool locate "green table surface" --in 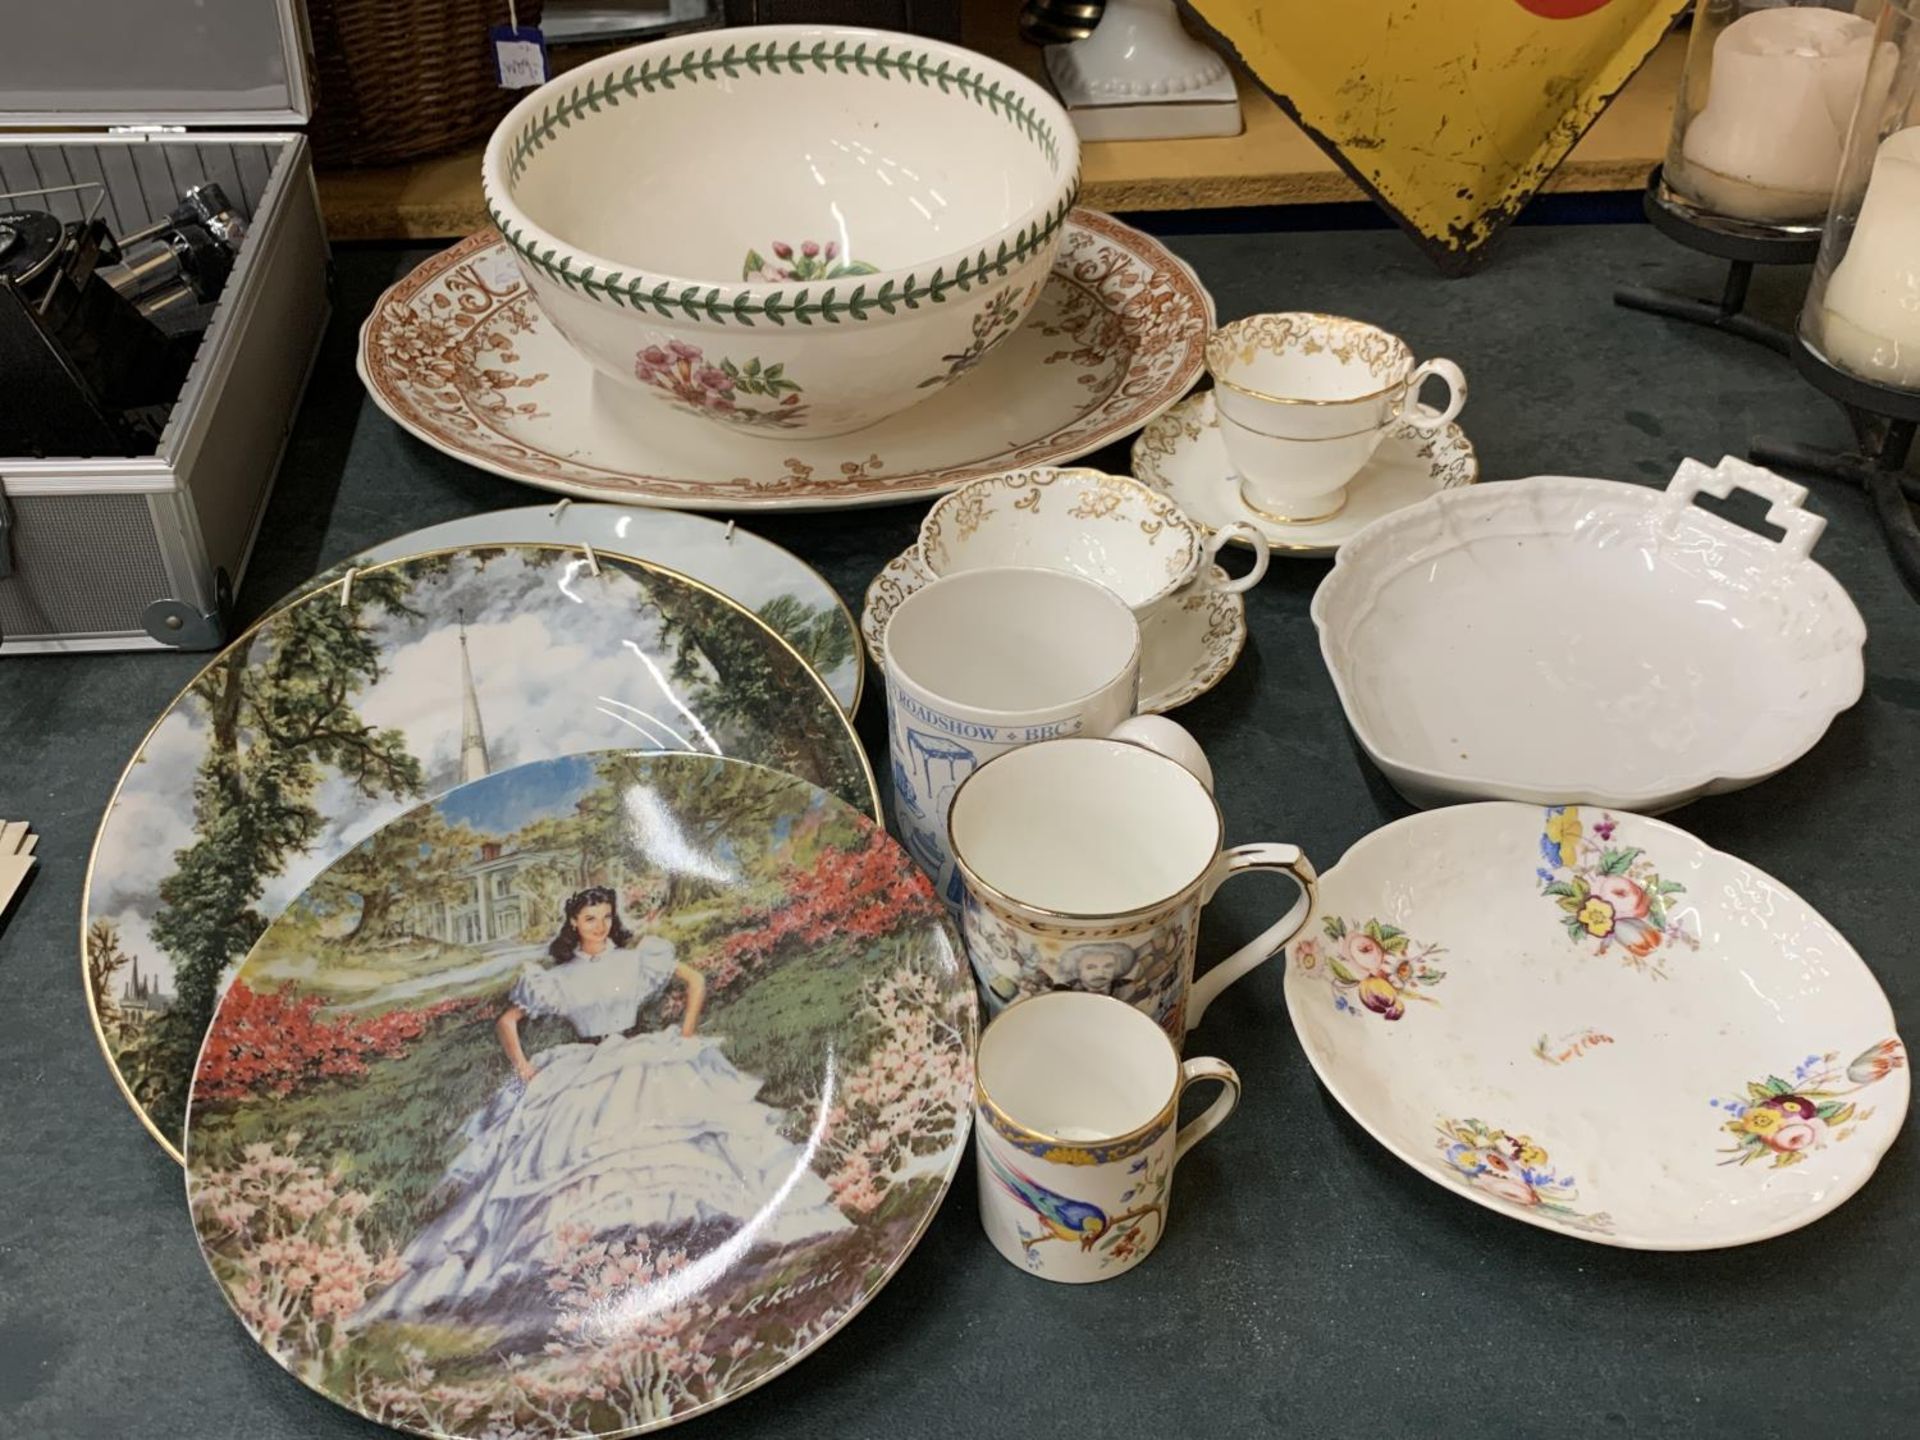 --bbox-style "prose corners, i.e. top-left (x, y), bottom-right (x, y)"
top-left (1, 220), bottom-right (1915, 1439)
